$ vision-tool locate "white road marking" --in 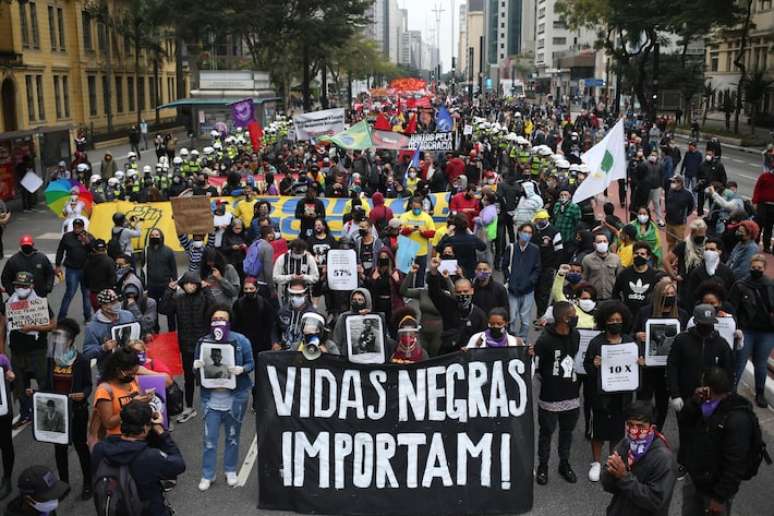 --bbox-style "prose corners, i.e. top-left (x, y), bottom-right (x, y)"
top-left (12, 414), bottom-right (27, 439)
top-left (236, 434), bottom-right (258, 487)
top-left (36, 232), bottom-right (63, 240)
